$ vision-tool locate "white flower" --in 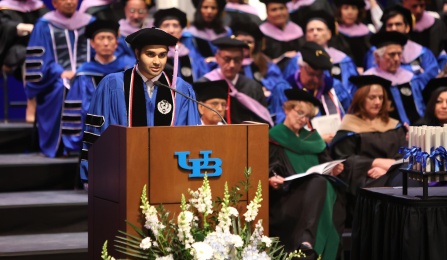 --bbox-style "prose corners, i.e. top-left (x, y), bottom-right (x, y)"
top-left (188, 176), bottom-right (213, 215)
top-left (243, 181), bottom-right (263, 222)
top-left (139, 237), bottom-right (152, 250)
top-left (191, 242), bottom-right (213, 260)
top-left (177, 210), bottom-right (195, 249)
top-left (155, 254), bottom-right (174, 260)
top-left (228, 207), bottom-right (239, 217)
top-left (261, 236), bottom-right (272, 247)
top-left (231, 234), bottom-right (244, 248)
